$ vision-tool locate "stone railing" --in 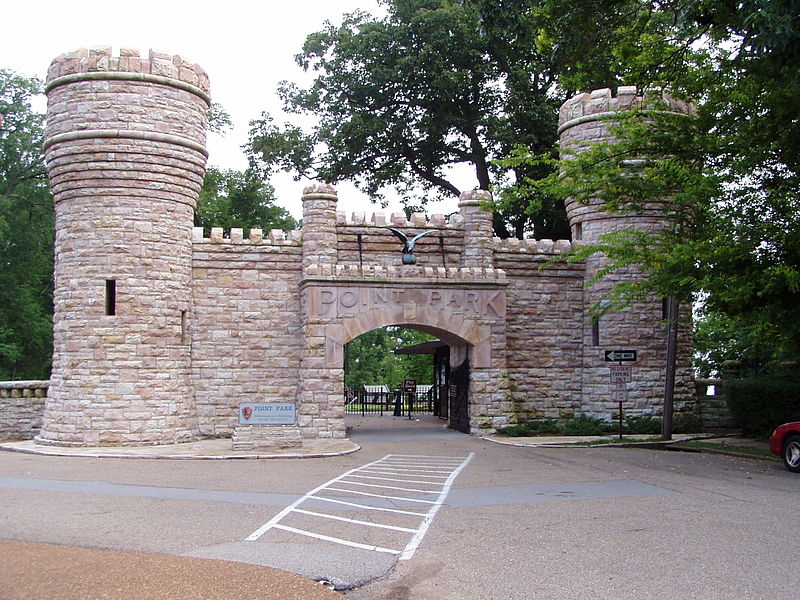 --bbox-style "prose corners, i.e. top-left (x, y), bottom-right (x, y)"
top-left (0, 380), bottom-right (49, 440)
